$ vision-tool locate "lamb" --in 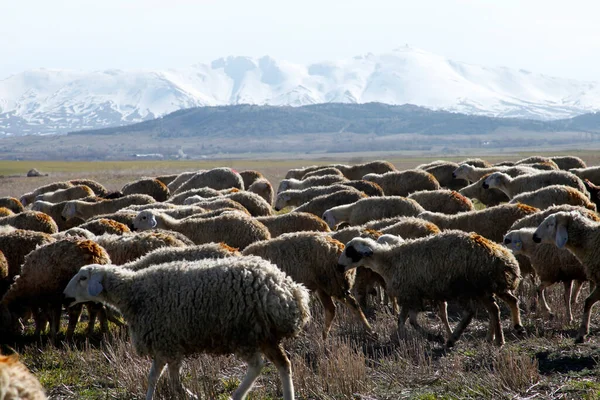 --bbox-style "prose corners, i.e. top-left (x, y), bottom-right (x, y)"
top-left (532, 211), bottom-right (600, 342)
top-left (94, 231), bottom-right (189, 265)
top-left (277, 174), bottom-right (348, 194)
top-left (122, 178), bottom-right (170, 202)
top-left (69, 179), bottom-right (109, 197)
top-left (62, 194), bottom-right (156, 221)
top-left (292, 190), bottom-right (367, 218)
top-left (20, 181), bottom-right (74, 206)
top-left (338, 231), bottom-right (523, 347)
top-left (0, 197), bottom-right (24, 214)
top-left (0, 211), bottom-right (58, 234)
top-left (452, 164), bottom-right (538, 183)
top-left (419, 161), bottom-right (468, 190)
top-left (172, 167), bottom-right (244, 194)
top-left (569, 166), bottom-right (600, 185)
top-left (77, 219), bottom-right (131, 236)
top-left (243, 232), bottom-right (372, 339)
top-left (363, 170), bottom-right (440, 196)
top-left (408, 189), bottom-right (474, 214)
top-left (248, 178), bottom-right (275, 206)
top-left (0, 353), bottom-right (47, 400)
top-left (334, 160), bottom-right (397, 180)
top-left (123, 243), bottom-right (241, 272)
top-left (302, 167), bottom-right (345, 179)
top-left (185, 191), bottom-right (273, 216)
top-left (1, 238), bottom-right (111, 340)
top-left (255, 213), bottom-right (330, 237)
top-left (483, 171), bottom-right (588, 199)
top-left (275, 185), bottom-right (363, 211)
top-left (322, 196), bottom-right (426, 229)
top-left (418, 203), bottom-right (539, 243)
top-left (509, 185), bottom-right (596, 211)
top-left (459, 158), bottom-right (492, 168)
top-left (35, 185), bottom-right (95, 203)
top-left (63, 257), bottom-right (310, 400)
top-left (239, 170), bottom-right (264, 188)
top-left (133, 210), bottom-right (270, 249)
